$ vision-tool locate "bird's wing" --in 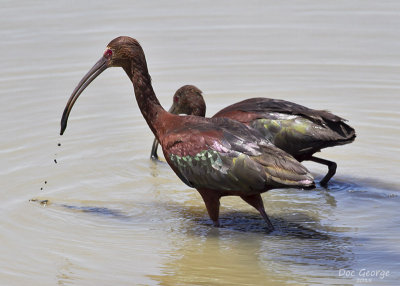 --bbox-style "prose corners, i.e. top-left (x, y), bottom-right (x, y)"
top-left (161, 117), bottom-right (314, 193)
top-left (213, 98), bottom-right (356, 156)
top-left (213, 97), bottom-right (346, 124)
